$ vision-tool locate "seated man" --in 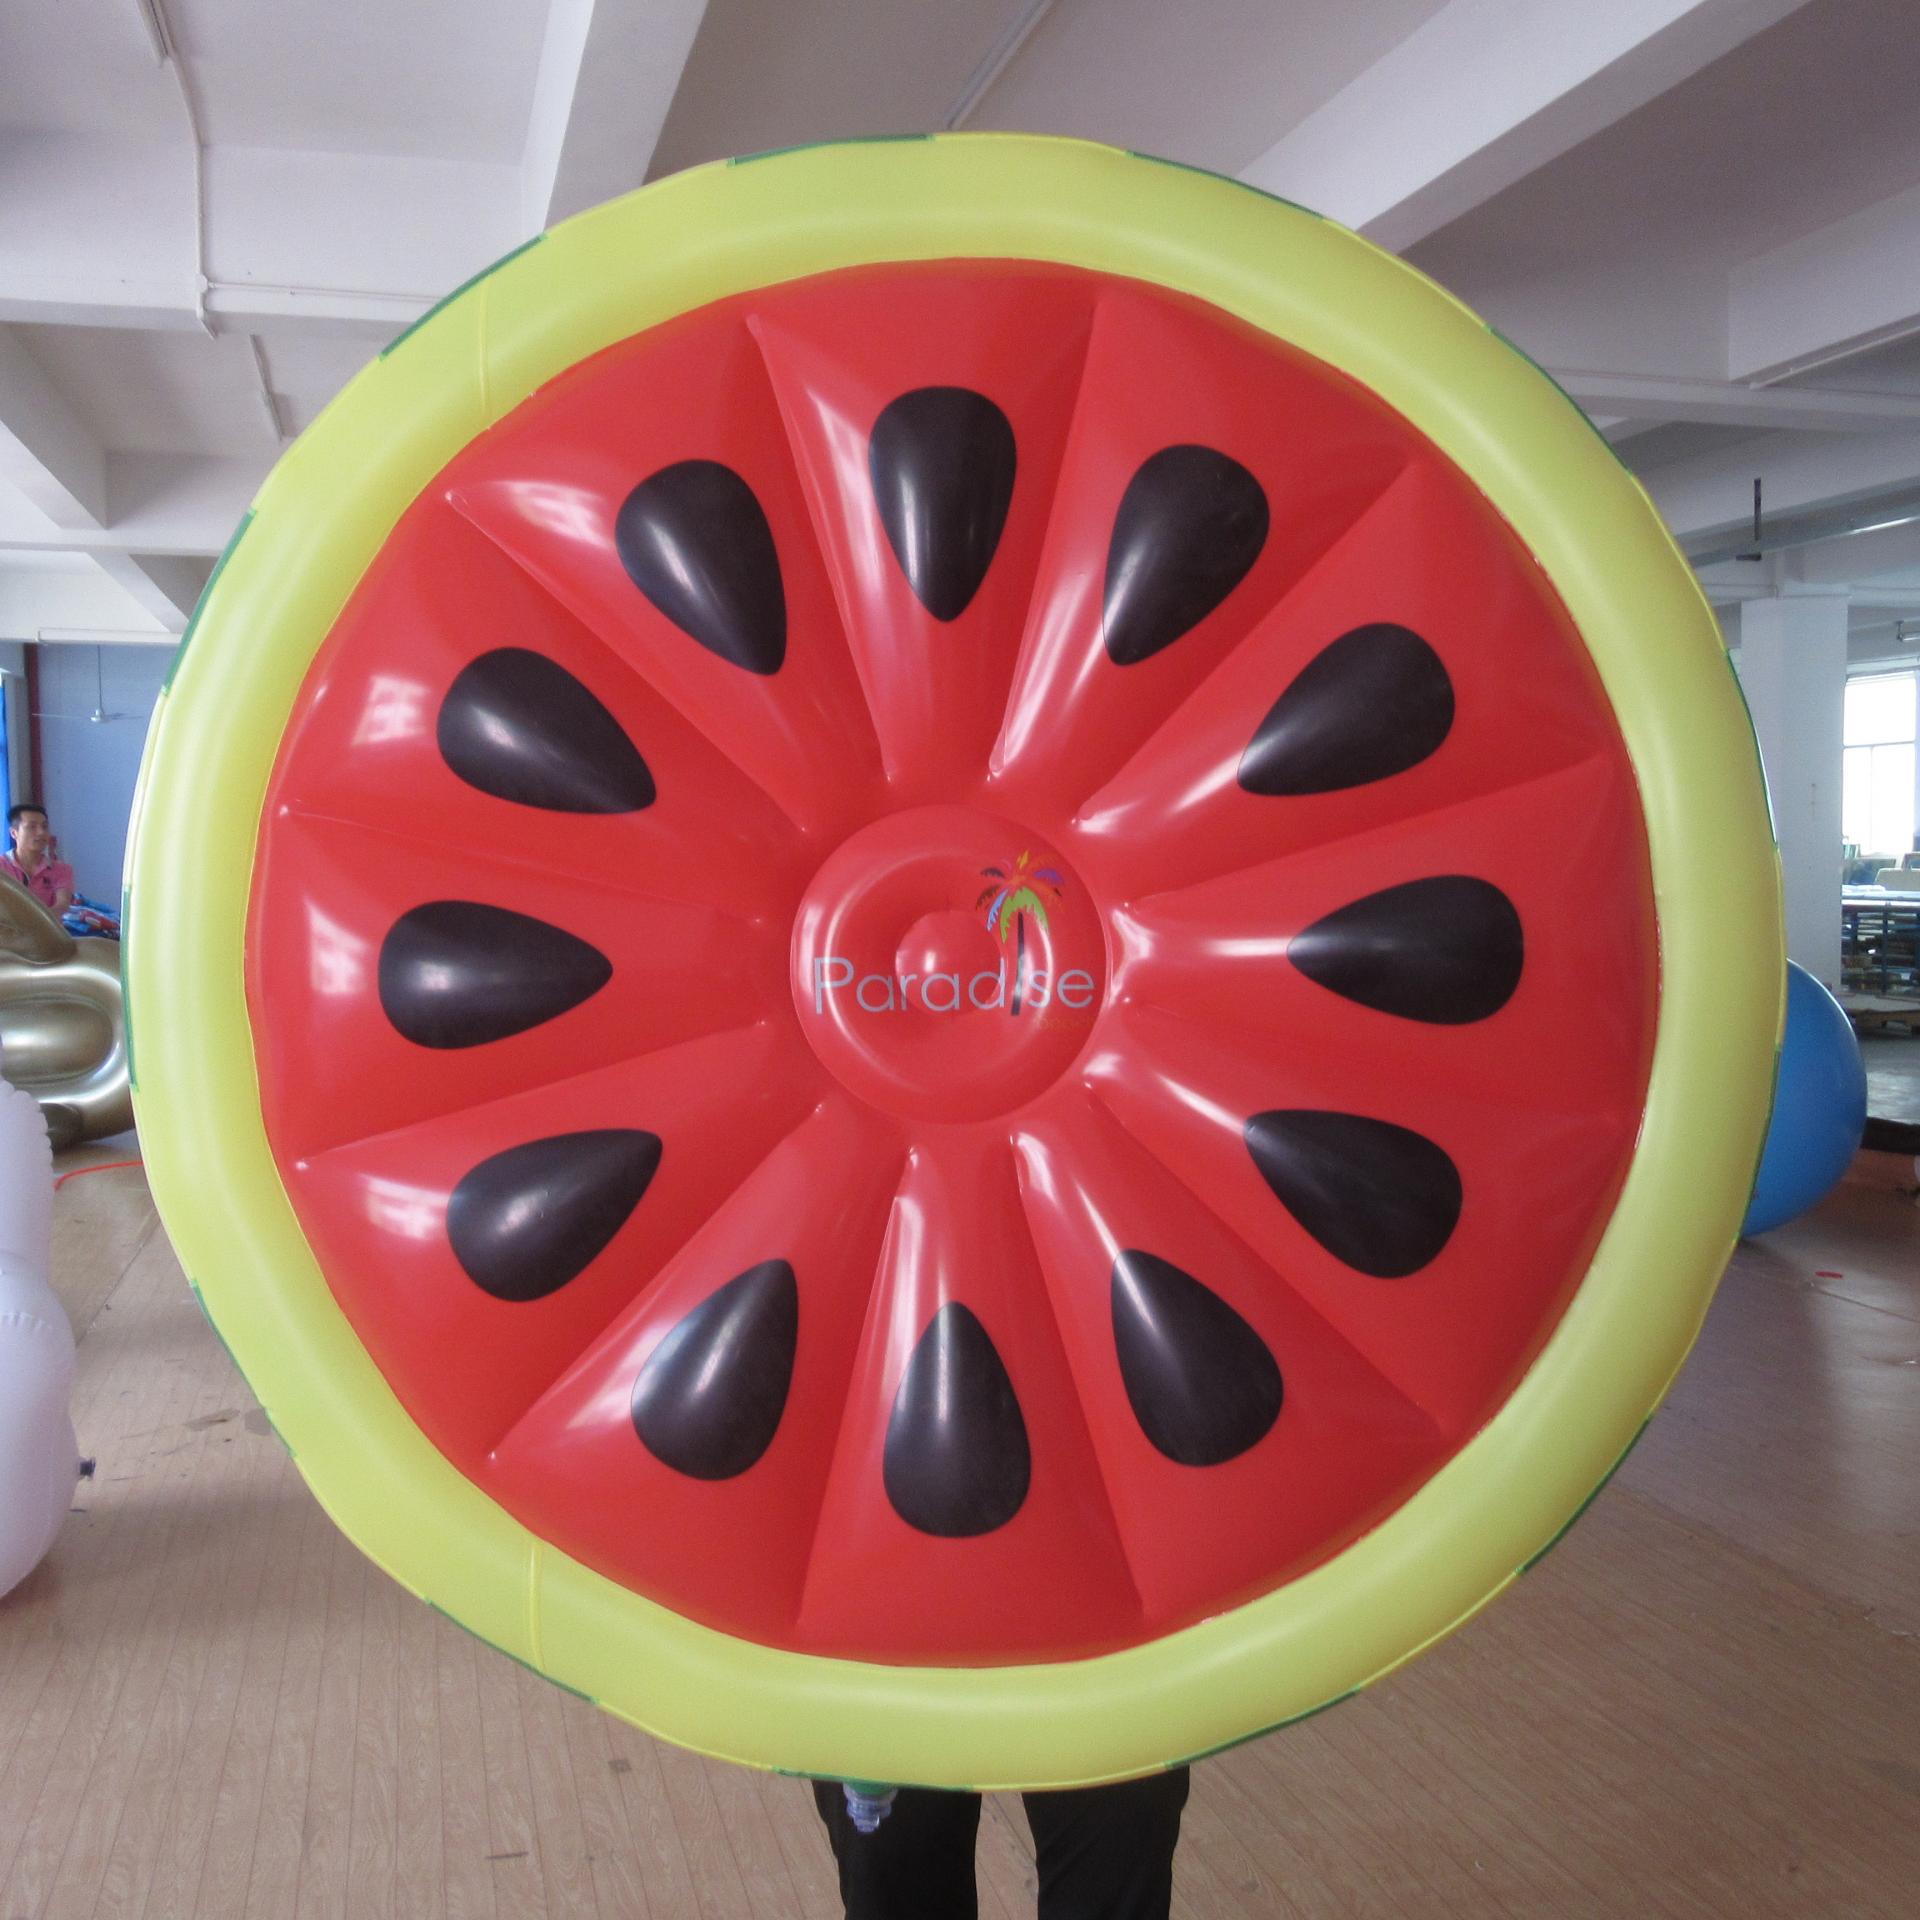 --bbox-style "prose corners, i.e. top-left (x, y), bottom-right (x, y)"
top-left (1, 803), bottom-right (74, 917)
